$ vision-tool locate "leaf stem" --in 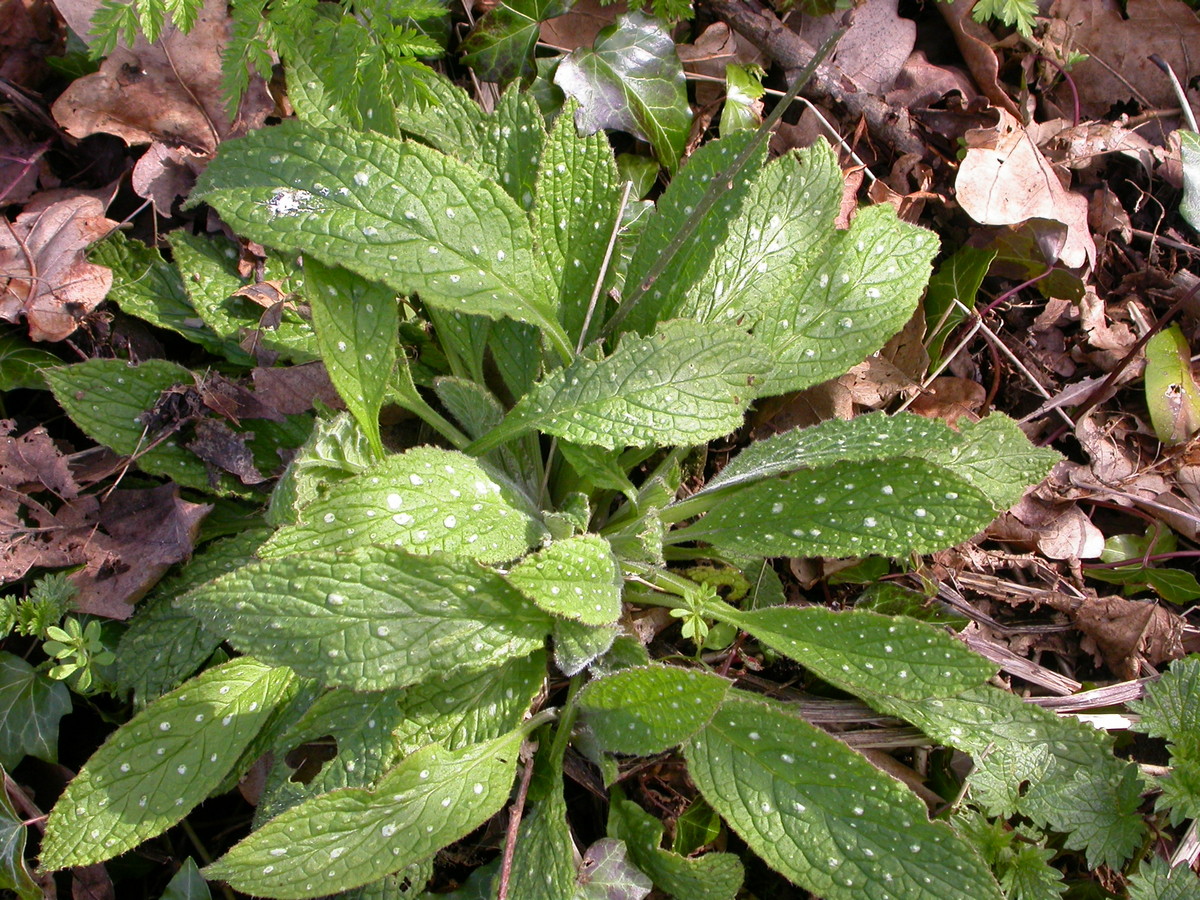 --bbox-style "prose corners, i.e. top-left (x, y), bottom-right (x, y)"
top-left (598, 27), bottom-right (845, 340)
